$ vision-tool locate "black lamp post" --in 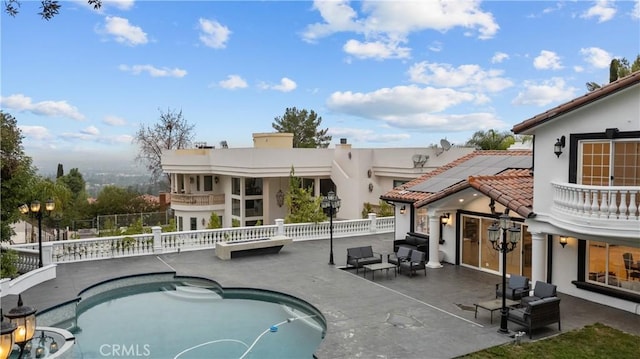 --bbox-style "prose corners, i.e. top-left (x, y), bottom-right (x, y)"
top-left (19, 200), bottom-right (55, 268)
top-left (321, 191), bottom-right (341, 265)
top-left (487, 212), bottom-right (521, 334)
top-left (4, 295), bottom-right (37, 359)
